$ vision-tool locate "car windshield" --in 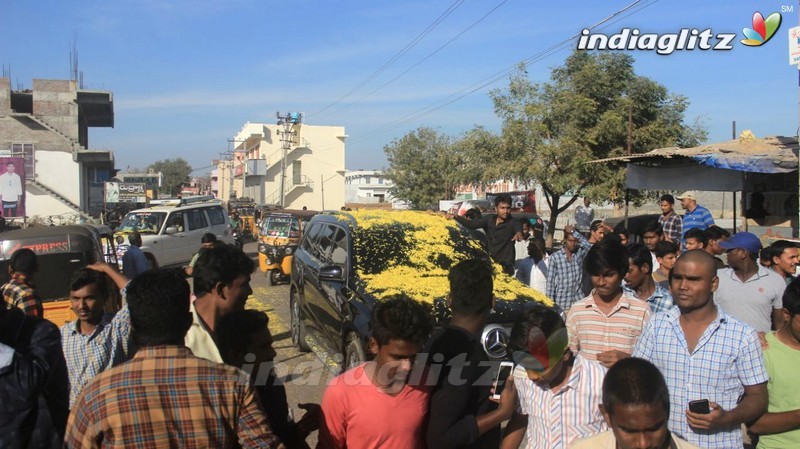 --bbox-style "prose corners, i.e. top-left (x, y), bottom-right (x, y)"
top-left (261, 216), bottom-right (300, 238)
top-left (117, 212), bottom-right (166, 234)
